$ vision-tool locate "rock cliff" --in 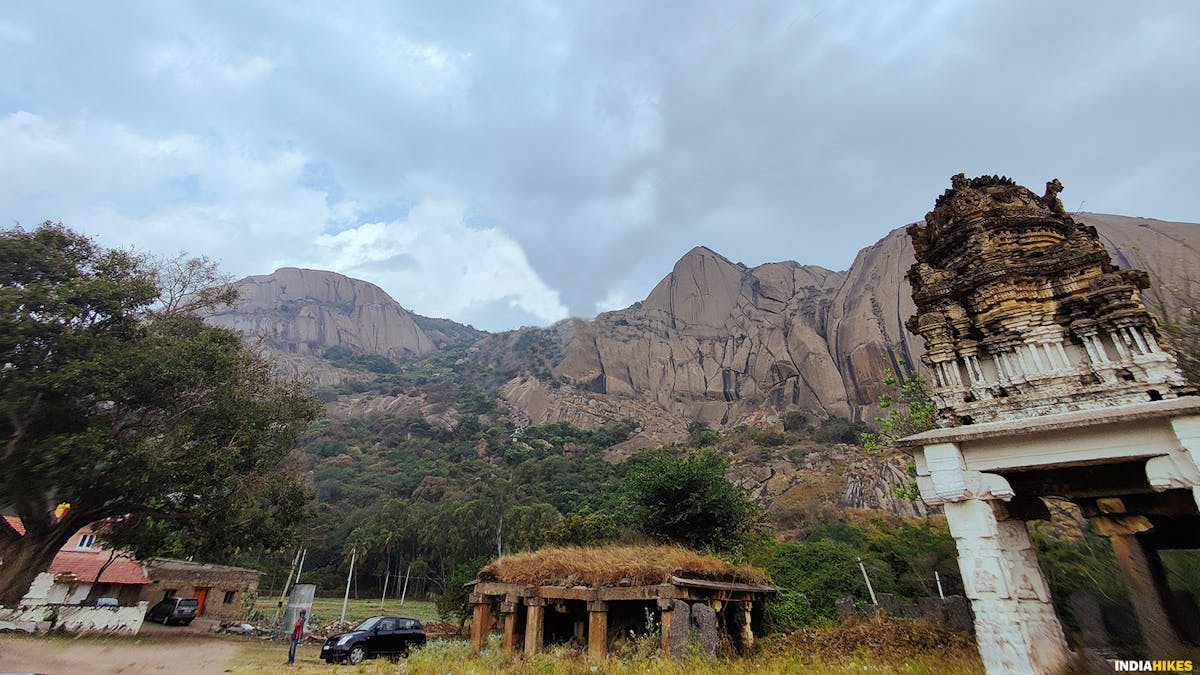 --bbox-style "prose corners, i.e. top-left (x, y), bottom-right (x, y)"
top-left (528, 214), bottom-right (1200, 435)
top-left (207, 267), bottom-right (477, 385)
